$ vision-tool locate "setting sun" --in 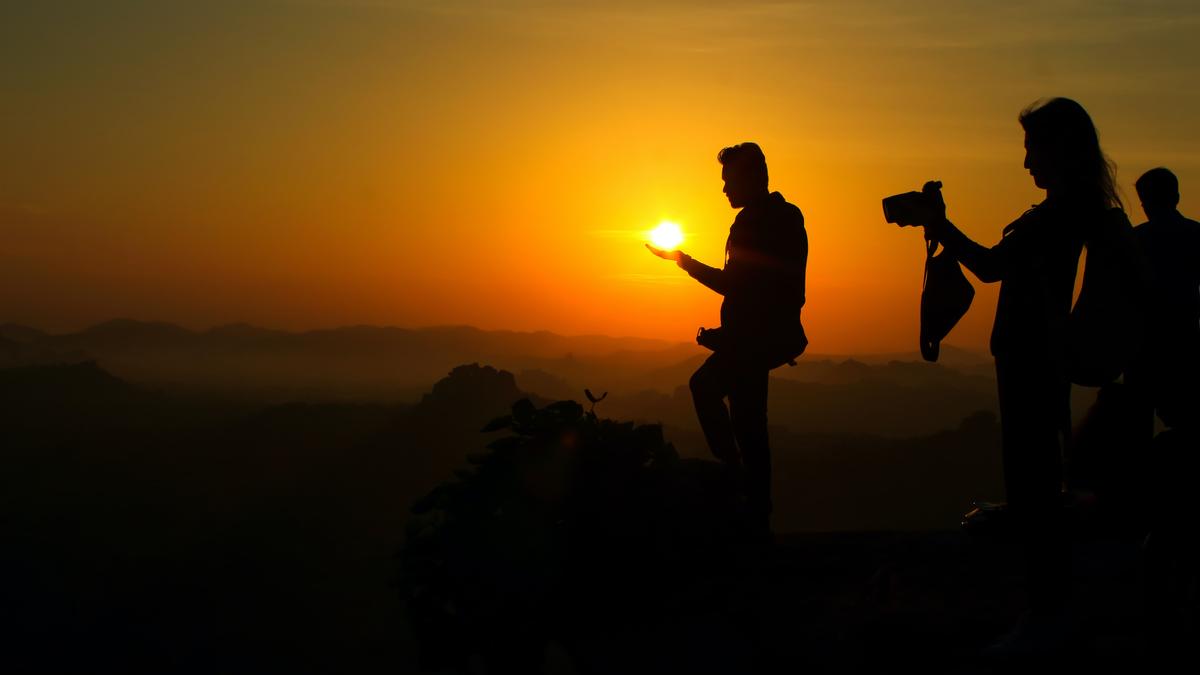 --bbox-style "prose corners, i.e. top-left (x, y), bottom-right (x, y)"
top-left (649, 221), bottom-right (685, 250)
